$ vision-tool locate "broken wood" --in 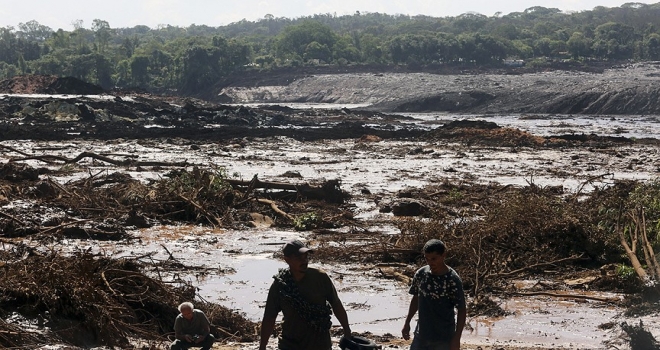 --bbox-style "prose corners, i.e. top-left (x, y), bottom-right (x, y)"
top-left (66, 151), bottom-right (189, 167)
top-left (257, 198), bottom-right (293, 220)
top-left (490, 254), bottom-right (587, 278)
top-left (0, 211), bottom-right (25, 226)
top-left (378, 266), bottom-right (411, 284)
top-left (38, 218), bottom-right (93, 235)
top-left (0, 144), bottom-right (33, 157)
top-left (512, 291), bottom-right (620, 303)
top-left (179, 194), bottom-right (222, 226)
top-left (227, 177), bottom-right (347, 203)
top-left (9, 150), bottom-right (189, 167)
